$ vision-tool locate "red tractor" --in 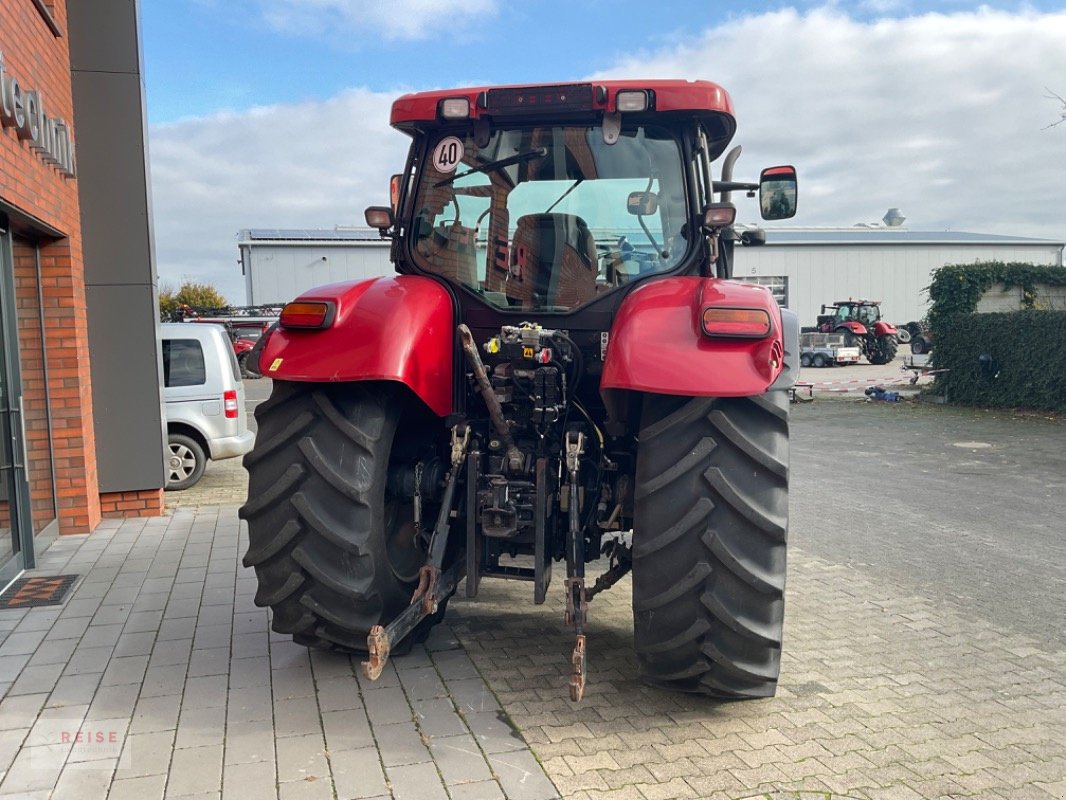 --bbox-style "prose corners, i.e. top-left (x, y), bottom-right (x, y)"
top-left (815, 299), bottom-right (898, 364)
top-left (241, 80), bottom-right (798, 700)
